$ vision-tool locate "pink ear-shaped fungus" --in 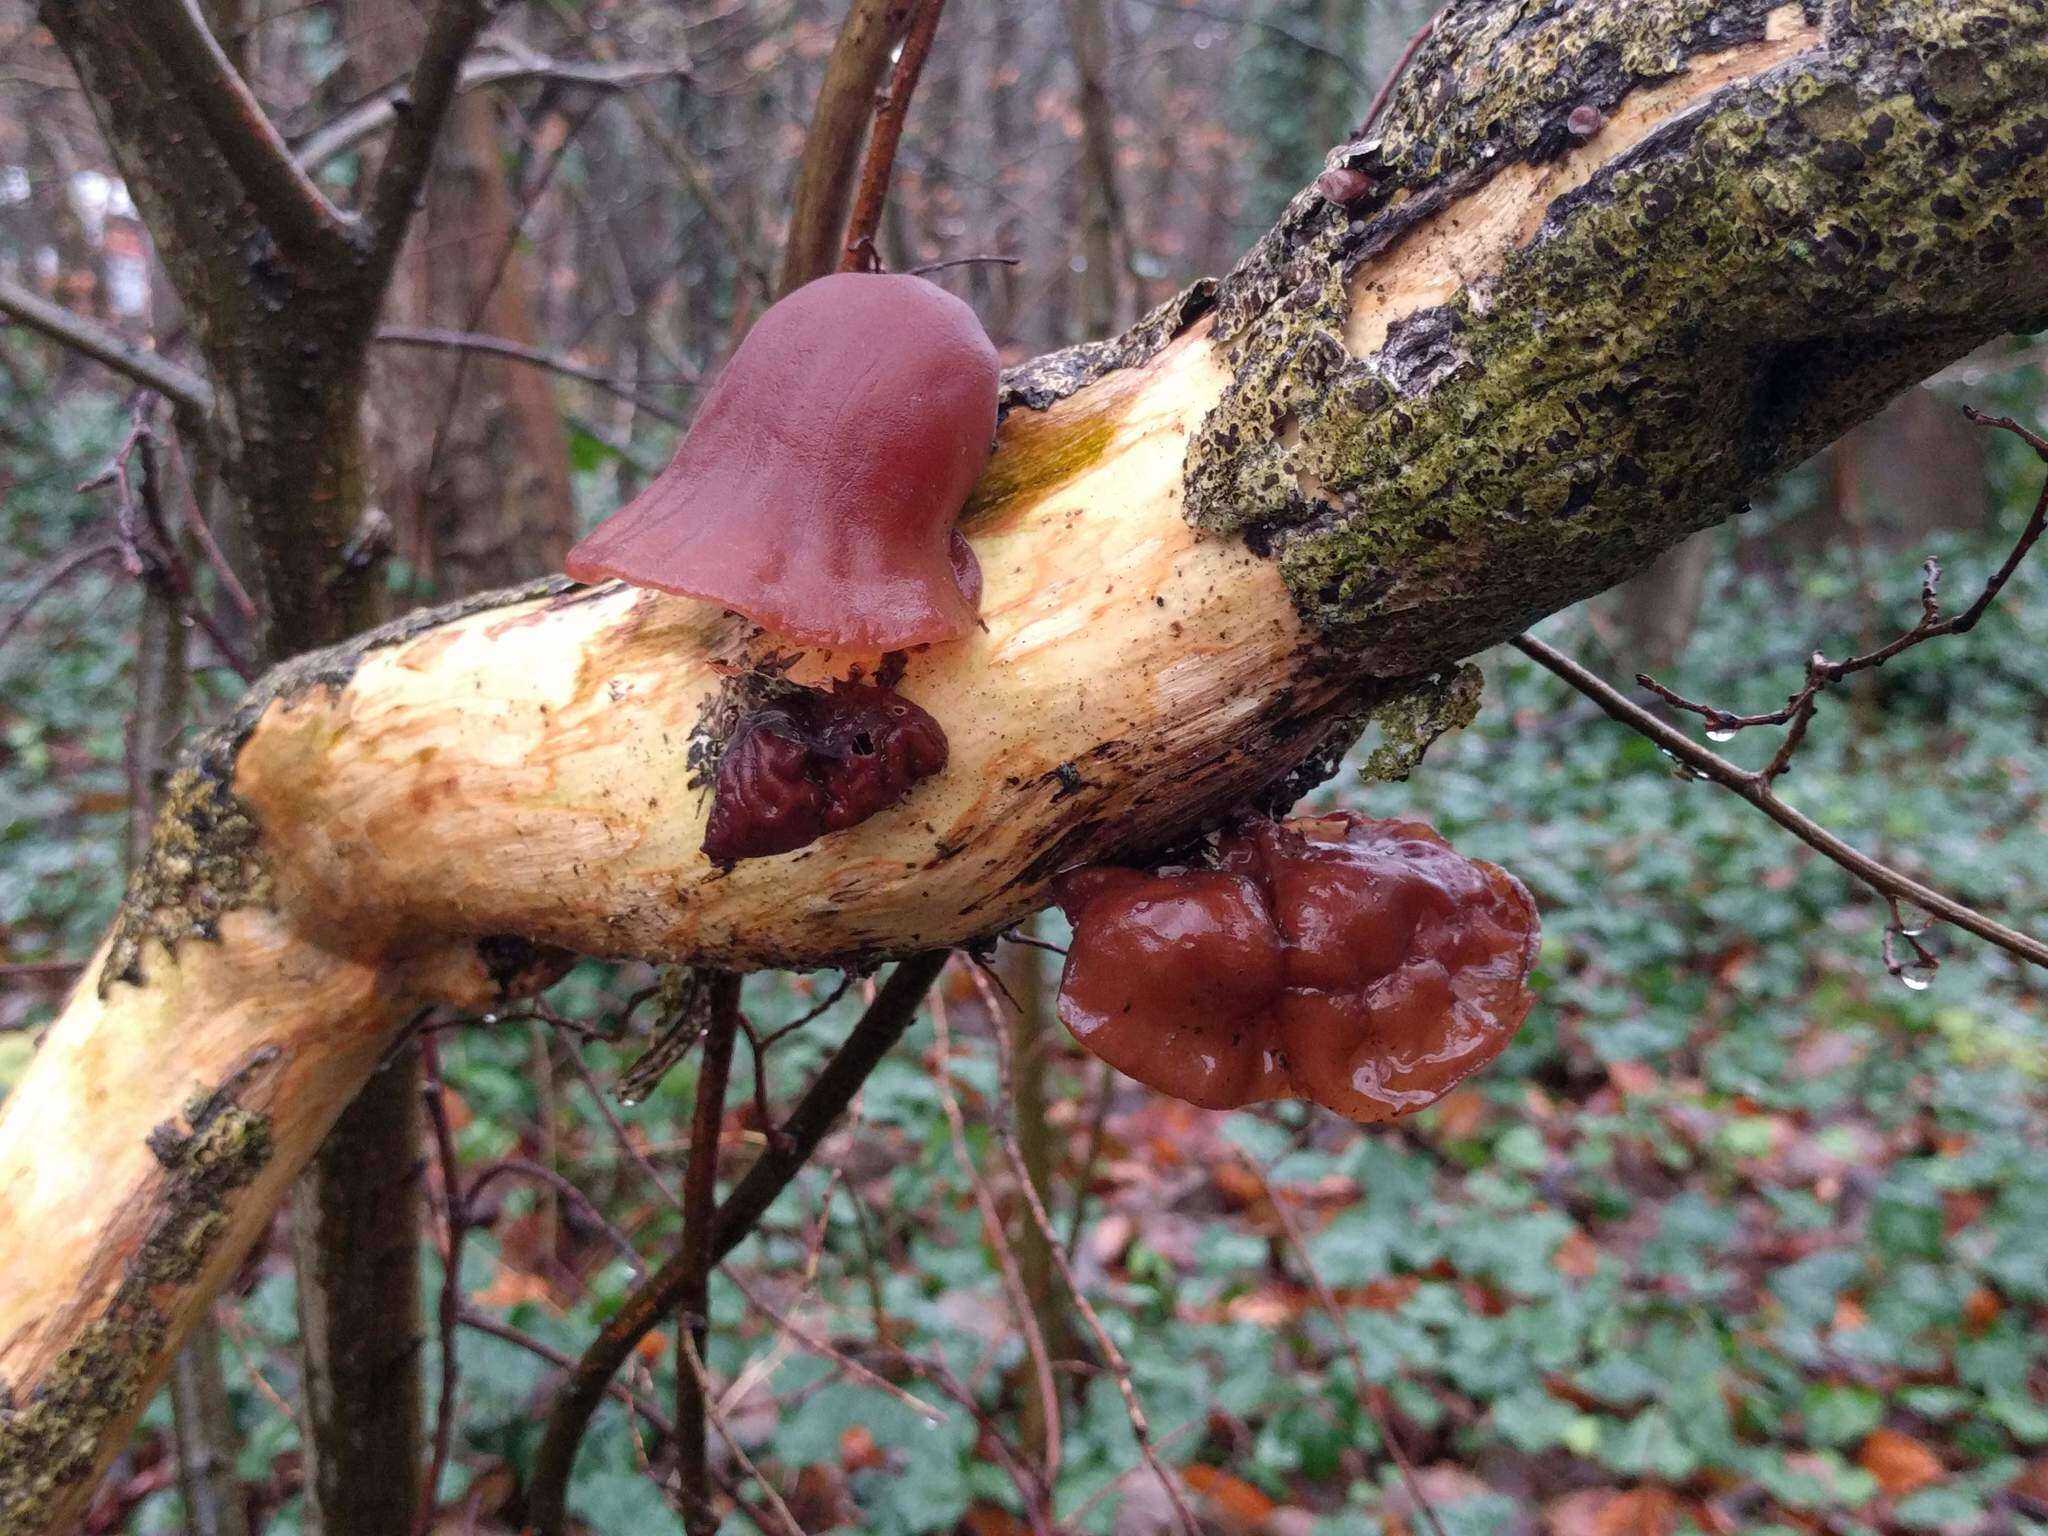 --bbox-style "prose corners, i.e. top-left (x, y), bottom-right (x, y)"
top-left (1053, 812), bottom-right (1539, 1122)
top-left (703, 681), bottom-right (949, 863)
top-left (565, 272), bottom-right (999, 652)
